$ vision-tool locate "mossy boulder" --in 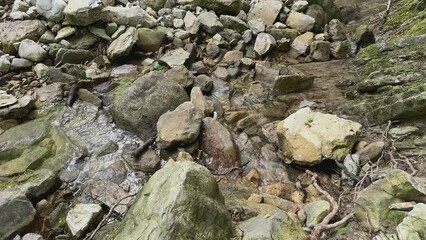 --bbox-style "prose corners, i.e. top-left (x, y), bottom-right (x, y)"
top-left (113, 161), bottom-right (233, 240)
